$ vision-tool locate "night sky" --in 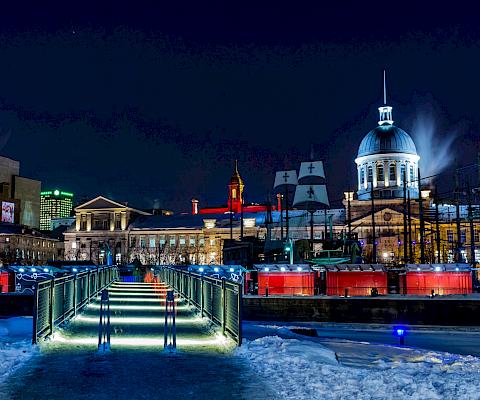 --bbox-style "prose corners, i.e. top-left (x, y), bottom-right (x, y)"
top-left (0, 3), bottom-right (479, 211)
